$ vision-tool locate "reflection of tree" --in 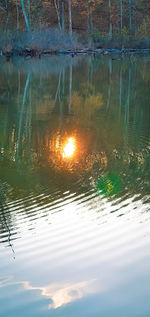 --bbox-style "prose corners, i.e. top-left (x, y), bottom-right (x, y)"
top-left (16, 72), bottom-right (30, 160)
top-left (106, 58), bottom-right (112, 112)
top-left (71, 91), bottom-right (103, 120)
top-left (68, 60), bottom-right (72, 113)
top-left (0, 181), bottom-right (15, 257)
